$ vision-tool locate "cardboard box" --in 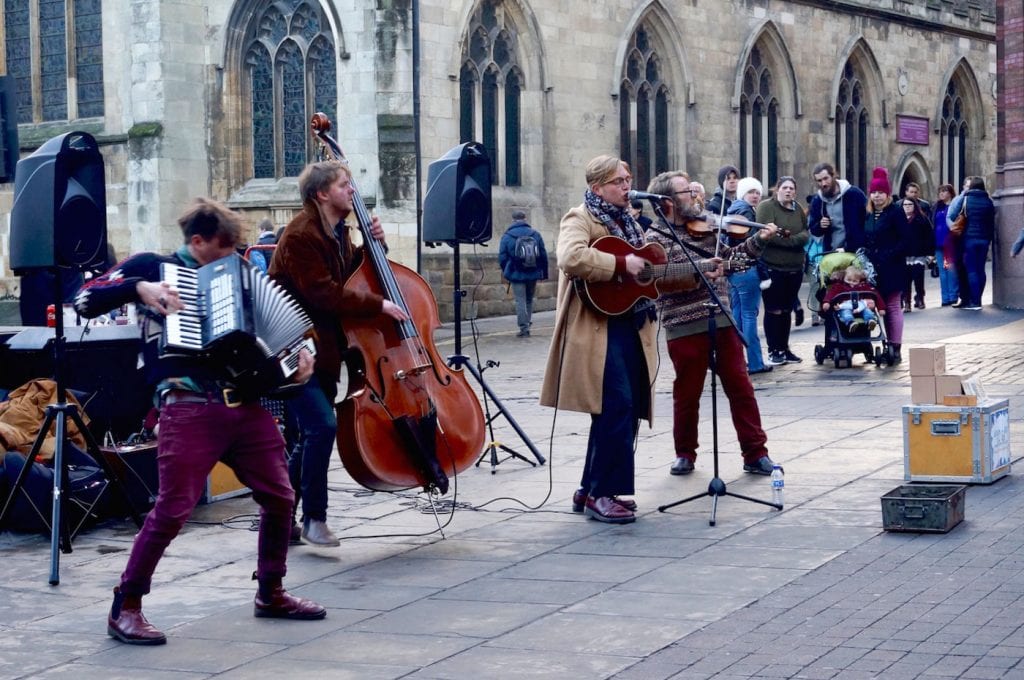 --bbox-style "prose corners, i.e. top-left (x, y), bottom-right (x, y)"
top-left (943, 394), bottom-right (978, 407)
top-left (935, 374), bottom-right (964, 401)
top-left (908, 344), bottom-right (946, 376)
top-left (903, 399), bottom-right (1011, 484)
top-left (910, 376), bottom-right (937, 405)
